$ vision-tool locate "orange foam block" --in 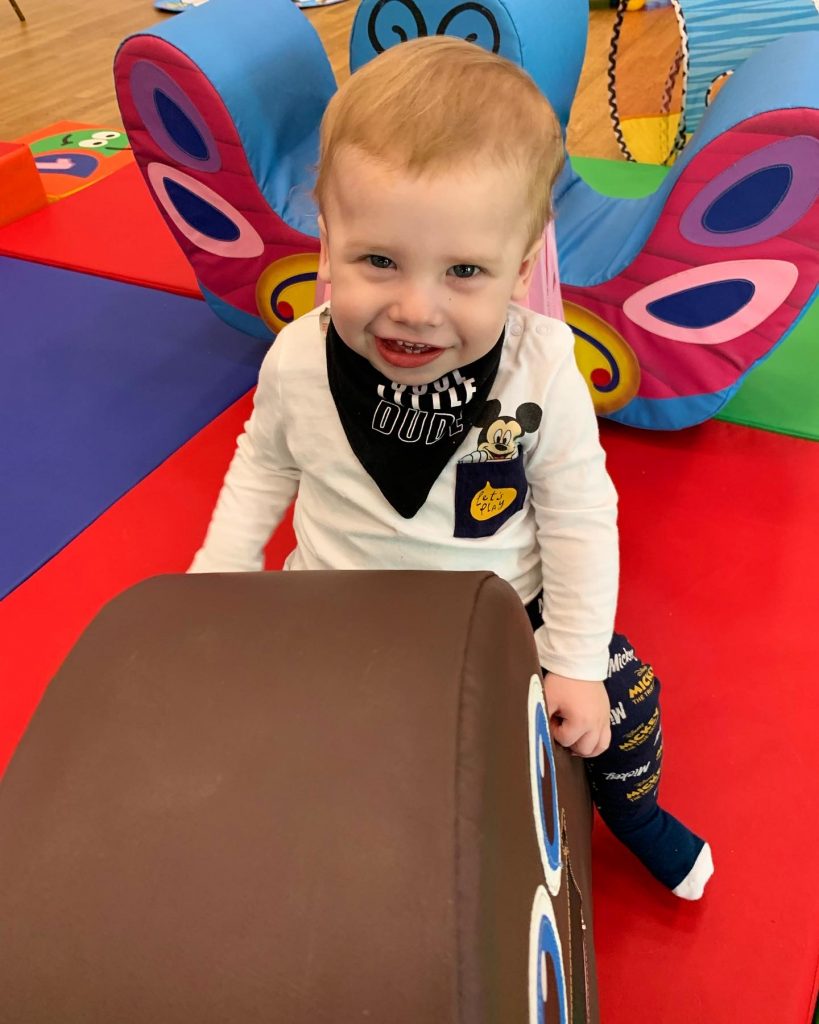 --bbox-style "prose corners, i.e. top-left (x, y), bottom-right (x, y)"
top-left (14, 122), bottom-right (134, 201)
top-left (0, 142), bottom-right (47, 227)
